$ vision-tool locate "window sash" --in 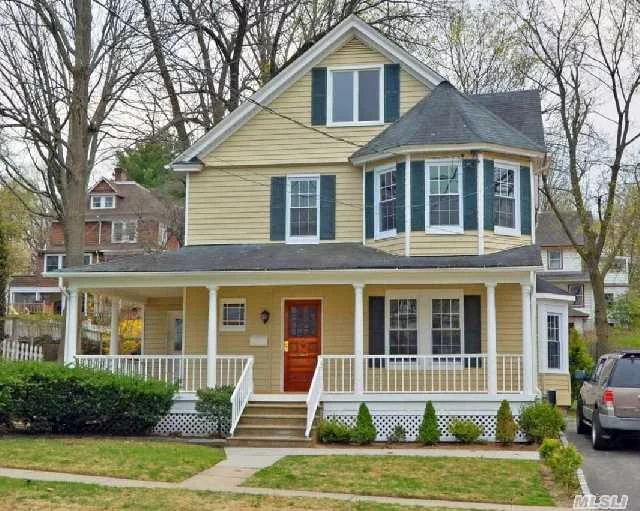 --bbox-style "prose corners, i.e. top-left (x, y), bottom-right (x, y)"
top-left (426, 162), bottom-right (462, 230)
top-left (112, 221), bottom-right (137, 243)
top-left (431, 298), bottom-right (462, 355)
top-left (389, 298), bottom-right (418, 356)
top-left (91, 195), bottom-right (114, 209)
top-left (546, 314), bottom-right (561, 369)
top-left (328, 67), bottom-right (382, 125)
top-left (376, 168), bottom-right (396, 236)
top-left (286, 176), bottom-right (320, 241)
top-left (493, 166), bottom-right (517, 229)
top-left (568, 284), bottom-right (584, 306)
top-left (45, 255), bottom-right (62, 272)
top-left (547, 250), bottom-right (563, 270)
top-left (221, 301), bottom-right (246, 330)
